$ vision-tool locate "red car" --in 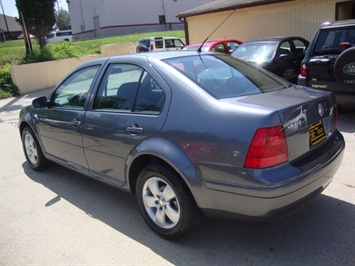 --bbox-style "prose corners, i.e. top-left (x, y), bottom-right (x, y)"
top-left (183, 39), bottom-right (243, 54)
